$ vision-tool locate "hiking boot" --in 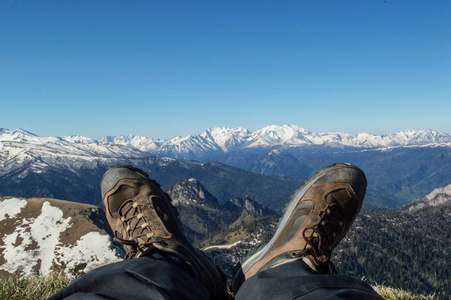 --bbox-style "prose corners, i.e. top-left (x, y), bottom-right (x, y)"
top-left (232, 162), bottom-right (367, 291)
top-left (101, 165), bottom-right (228, 300)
